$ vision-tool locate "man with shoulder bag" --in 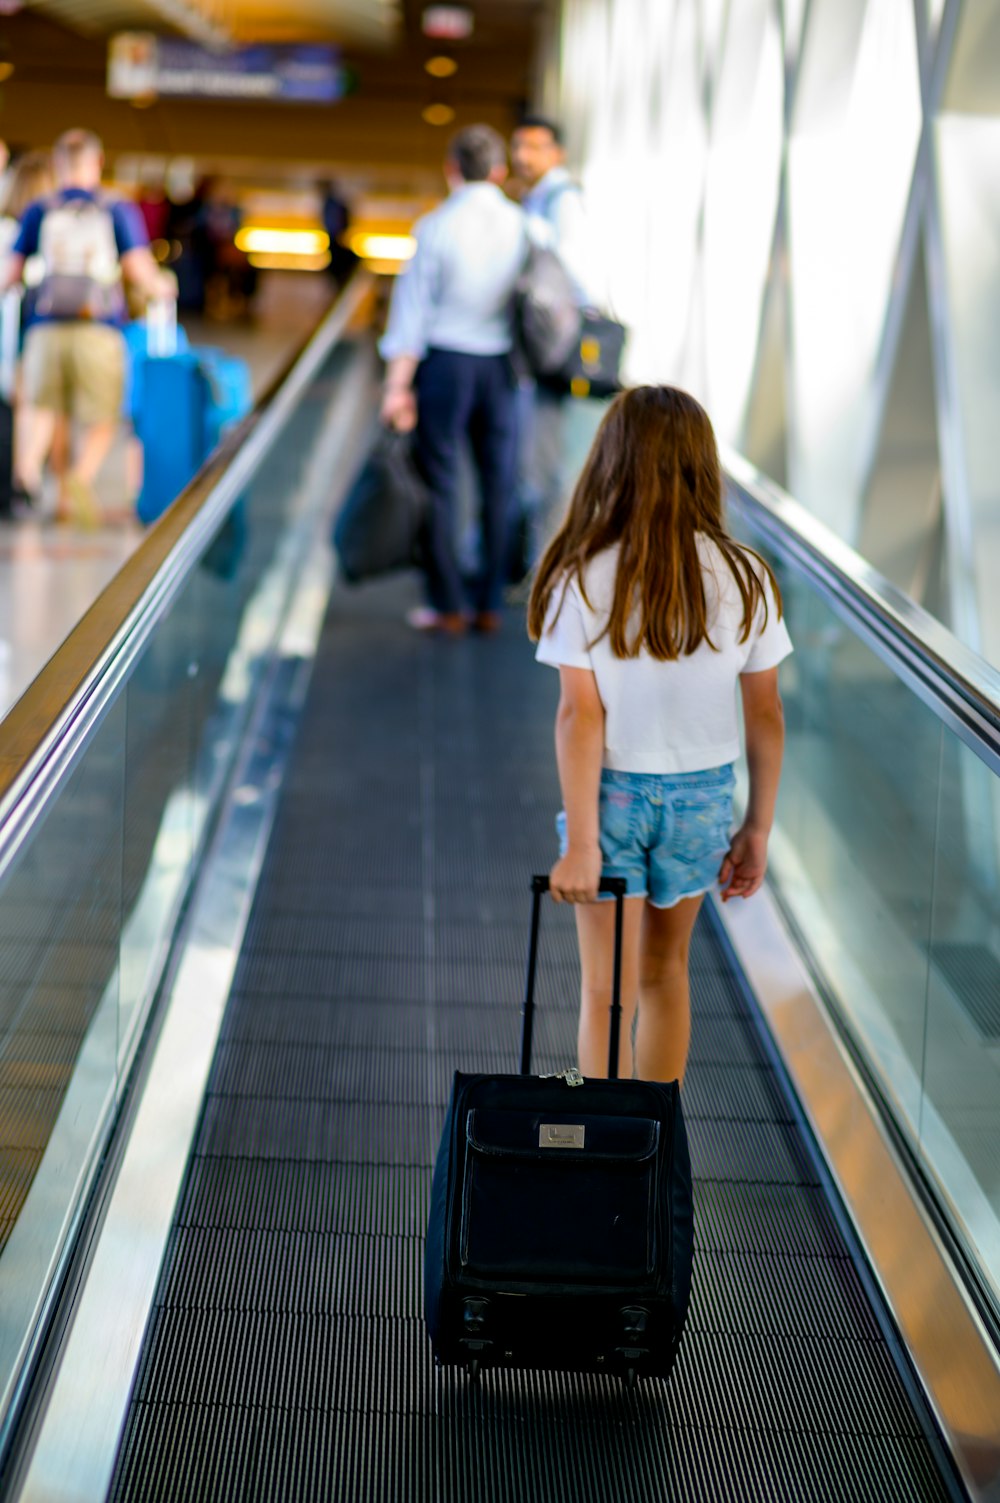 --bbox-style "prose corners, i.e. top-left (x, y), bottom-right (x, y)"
top-left (510, 116), bottom-right (624, 569)
top-left (380, 124), bottom-right (525, 635)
